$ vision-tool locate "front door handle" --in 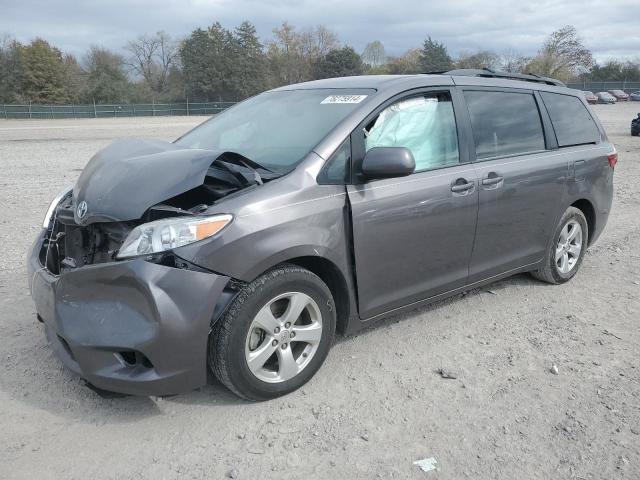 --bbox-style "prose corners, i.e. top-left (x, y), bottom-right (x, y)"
top-left (481, 172), bottom-right (504, 189)
top-left (451, 178), bottom-right (475, 195)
